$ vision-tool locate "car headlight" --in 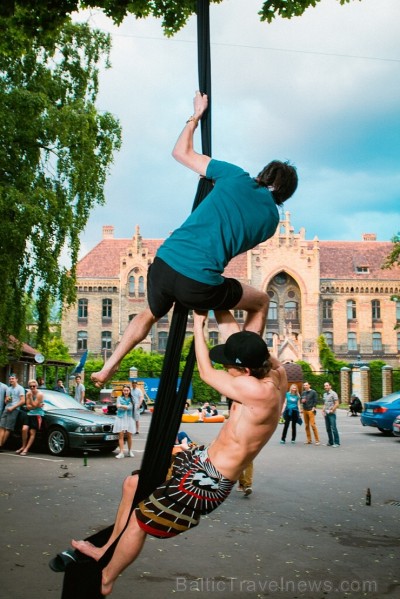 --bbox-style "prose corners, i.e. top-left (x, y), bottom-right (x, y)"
top-left (75, 425), bottom-right (98, 433)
